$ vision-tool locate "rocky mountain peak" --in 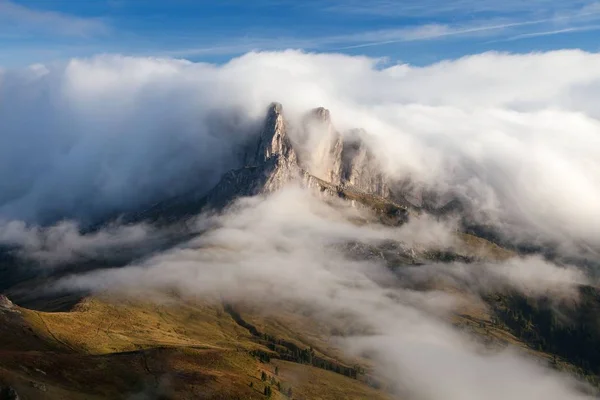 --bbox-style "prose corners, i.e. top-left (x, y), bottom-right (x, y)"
top-left (338, 130), bottom-right (389, 196)
top-left (310, 106), bottom-right (331, 123)
top-left (243, 102), bottom-right (392, 200)
top-left (245, 102), bottom-right (297, 166)
top-left (132, 102), bottom-right (407, 223)
top-left (306, 114), bottom-right (390, 200)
